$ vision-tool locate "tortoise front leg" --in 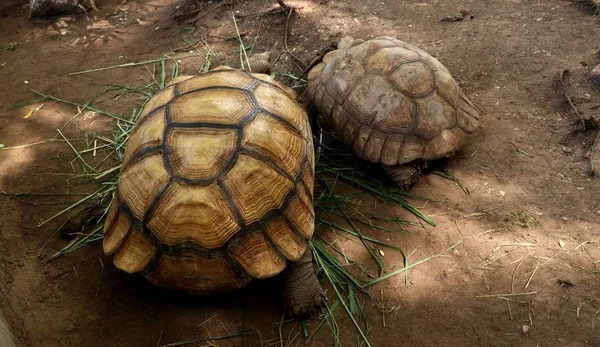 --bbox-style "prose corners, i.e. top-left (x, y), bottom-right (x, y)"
top-left (383, 161), bottom-right (429, 190)
top-left (282, 248), bottom-right (323, 318)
